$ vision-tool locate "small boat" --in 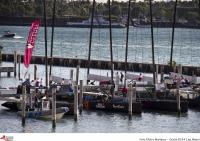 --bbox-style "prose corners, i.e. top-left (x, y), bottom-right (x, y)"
top-left (18, 107), bottom-right (69, 120)
top-left (2, 31), bottom-right (16, 38)
top-left (66, 16), bottom-right (125, 28)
